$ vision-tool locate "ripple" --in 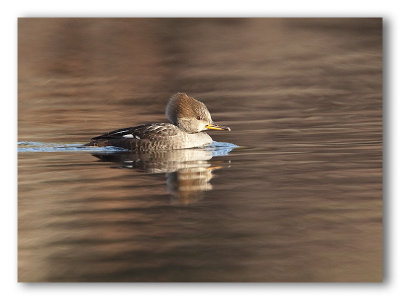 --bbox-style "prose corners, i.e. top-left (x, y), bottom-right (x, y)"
top-left (18, 142), bottom-right (128, 153)
top-left (18, 141), bottom-right (238, 155)
top-left (206, 141), bottom-right (239, 156)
